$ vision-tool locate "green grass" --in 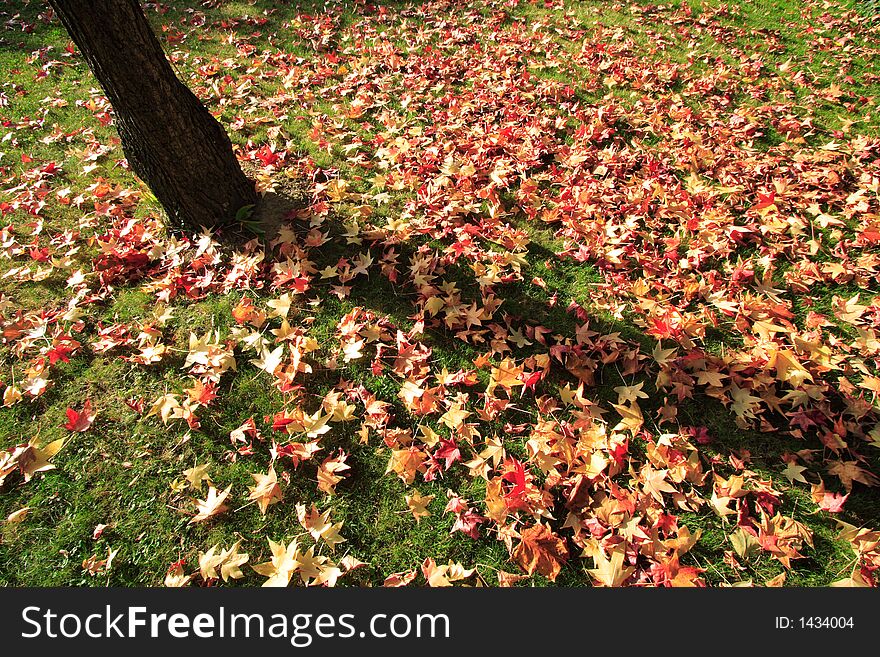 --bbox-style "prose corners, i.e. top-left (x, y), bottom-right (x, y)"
top-left (0, 0), bottom-right (879, 588)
